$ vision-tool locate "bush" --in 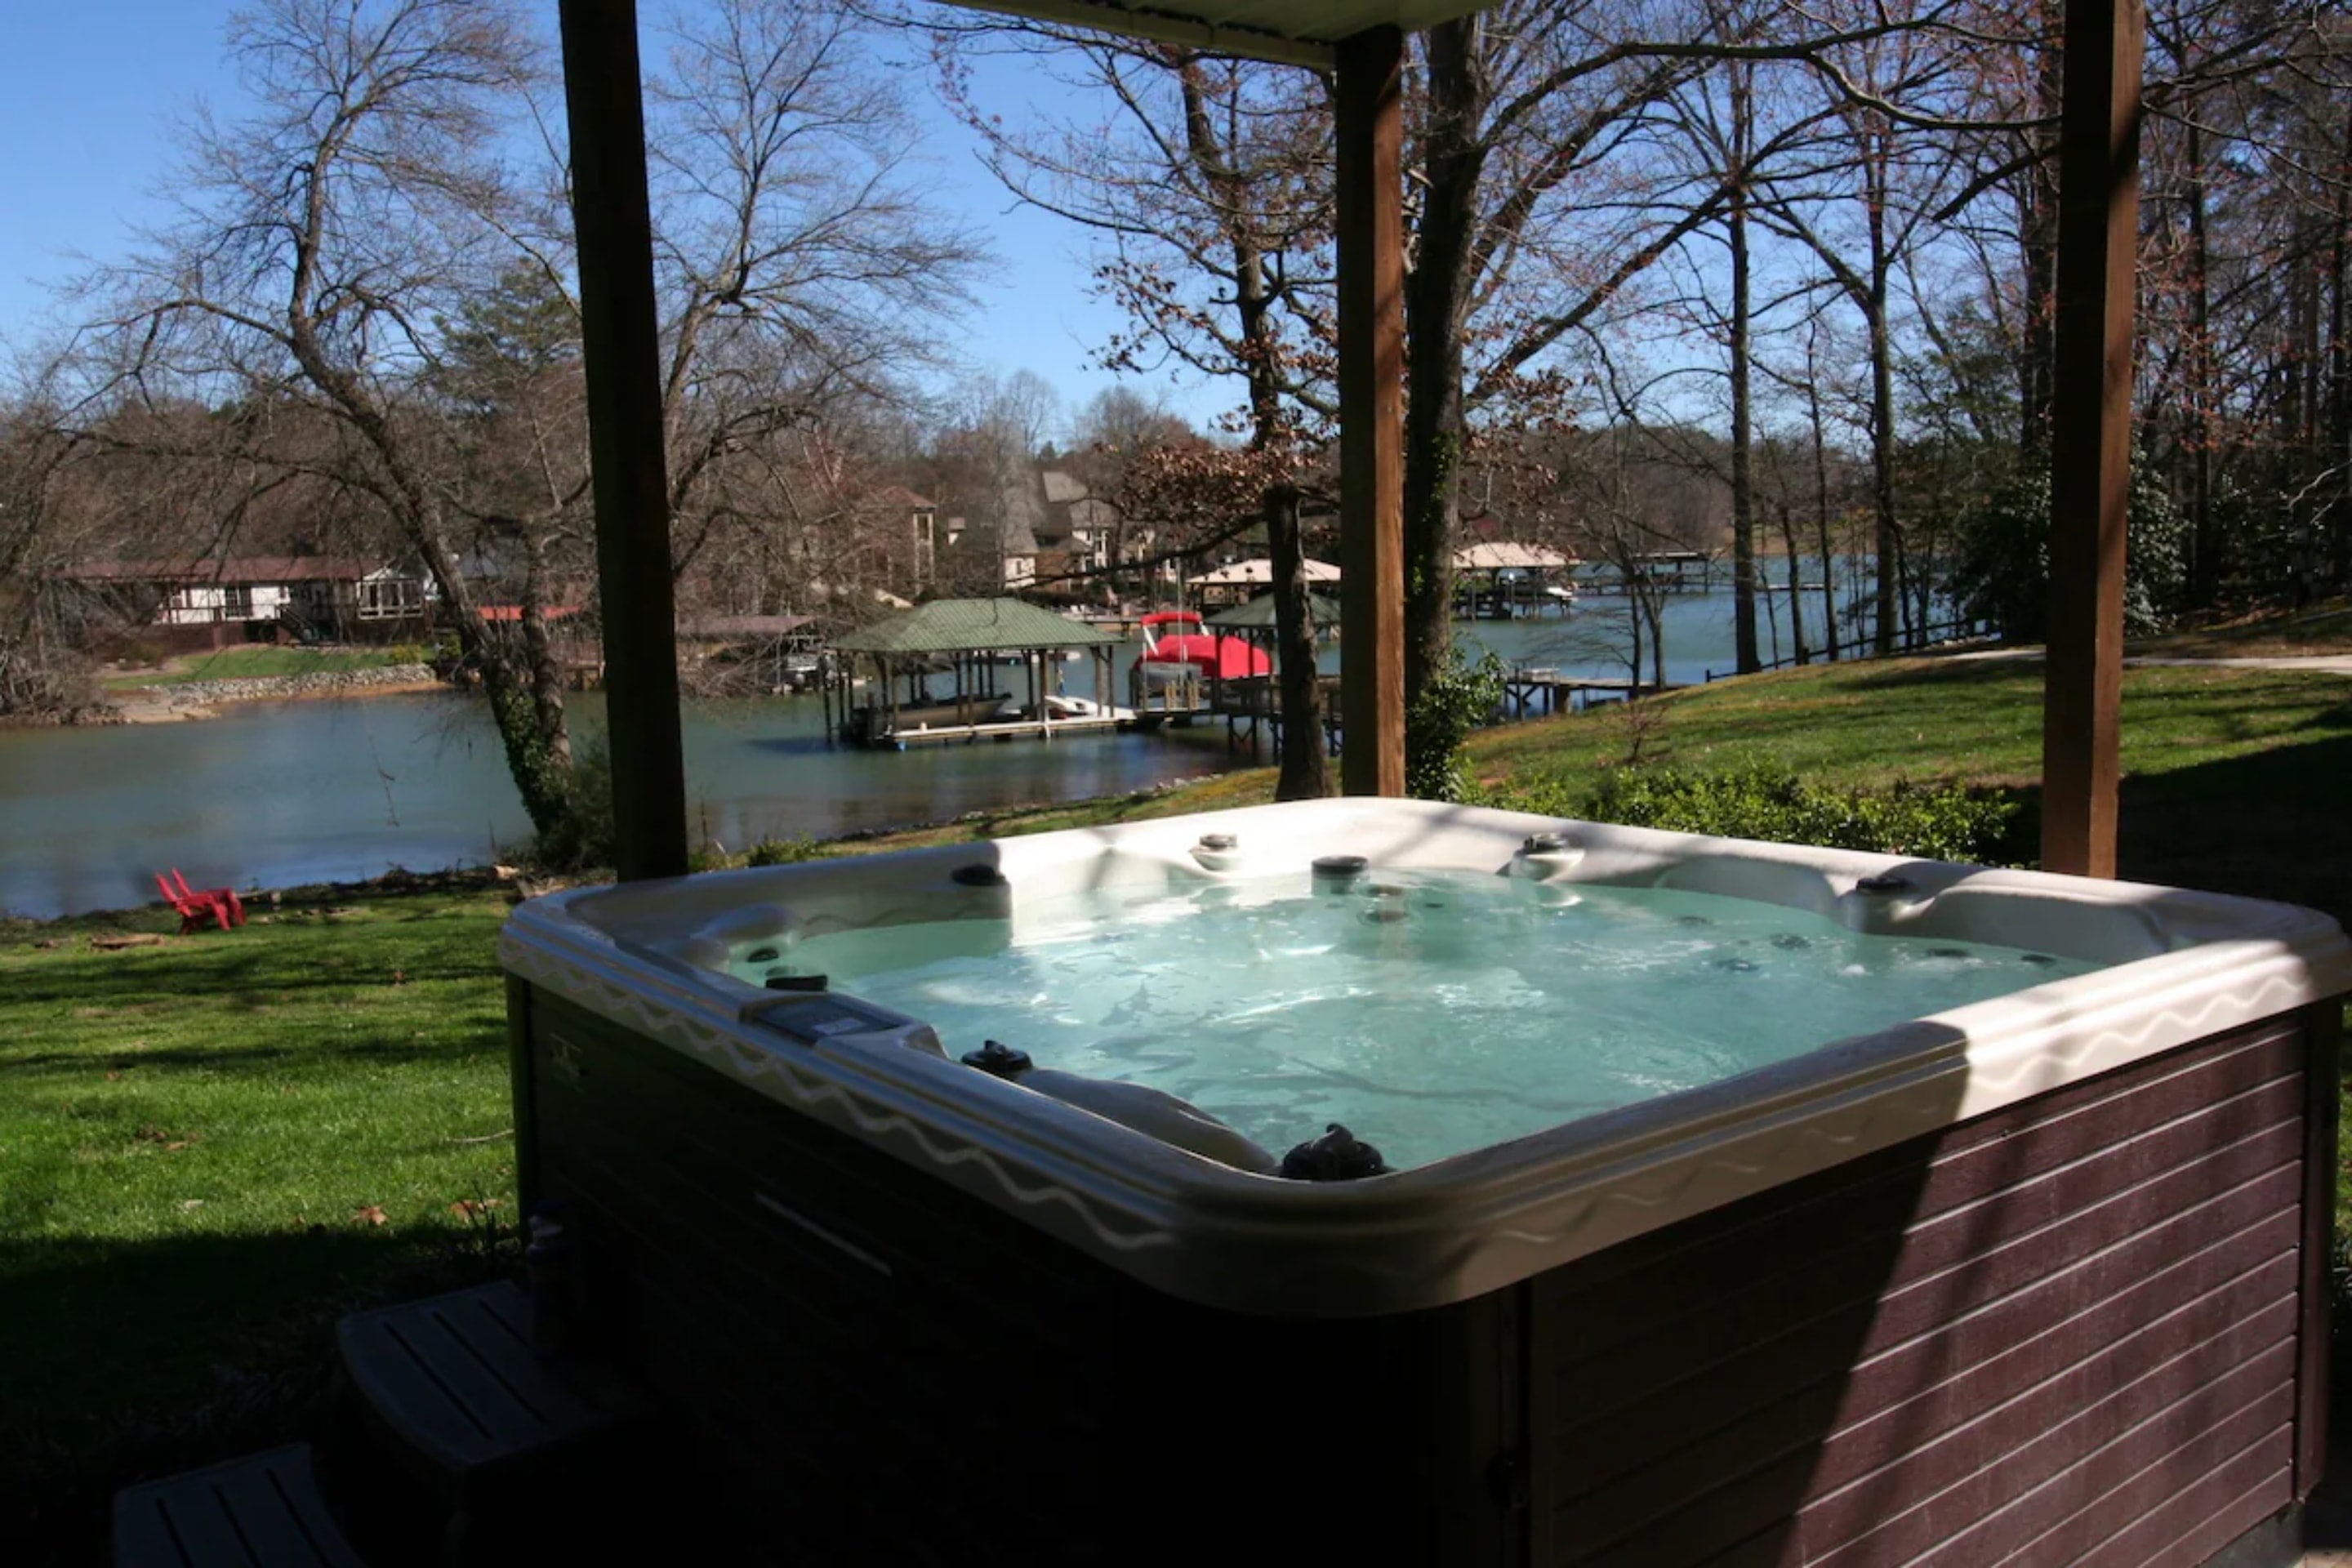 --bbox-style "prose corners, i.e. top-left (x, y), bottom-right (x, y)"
top-left (1490, 763), bottom-right (2029, 866)
top-left (746, 835), bottom-right (822, 867)
top-left (1405, 647), bottom-right (1508, 801)
top-left (522, 734), bottom-right (613, 872)
top-left (1948, 448), bottom-right (2188, 641)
